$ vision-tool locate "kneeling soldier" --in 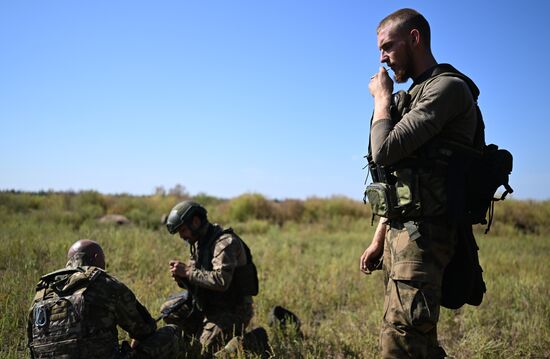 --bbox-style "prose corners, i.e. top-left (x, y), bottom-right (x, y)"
top-left (27, 239), bottom-right (181, 358)
top-left (162, 201), bottom-right (258, 356)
